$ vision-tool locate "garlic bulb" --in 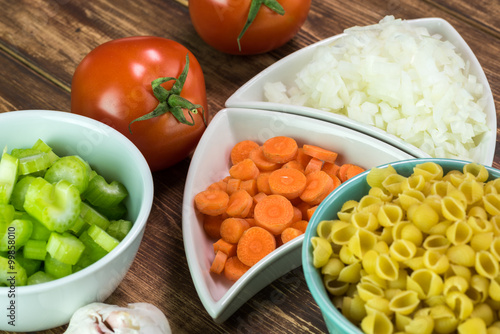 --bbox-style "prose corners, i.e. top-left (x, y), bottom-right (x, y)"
top-left (64, 302), bottom-right (171, 334)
